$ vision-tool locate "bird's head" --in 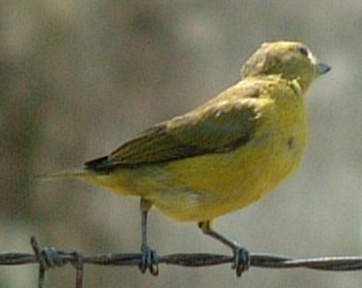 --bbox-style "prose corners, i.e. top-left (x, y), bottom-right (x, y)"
top-left (241, 41), bottom-right (330, 93)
